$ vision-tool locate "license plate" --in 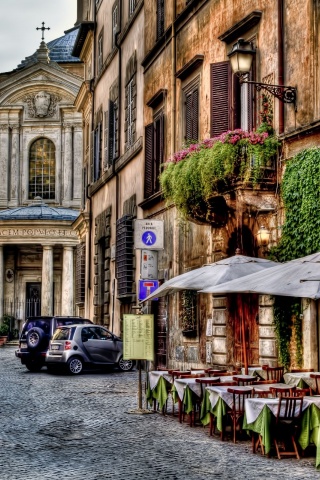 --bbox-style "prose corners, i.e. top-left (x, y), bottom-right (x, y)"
top-left (51, 345), bottom-right (60, 351)
top-left (20, 343), bottom-right (27, 348)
